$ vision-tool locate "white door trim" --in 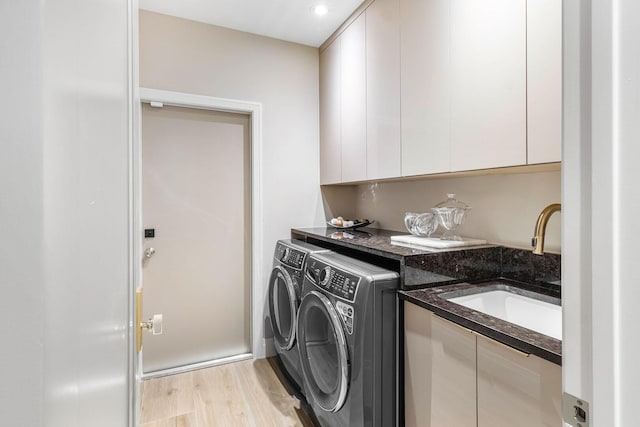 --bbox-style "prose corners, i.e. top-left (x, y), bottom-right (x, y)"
top-left (135, 87), bottom-right (263, 362)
